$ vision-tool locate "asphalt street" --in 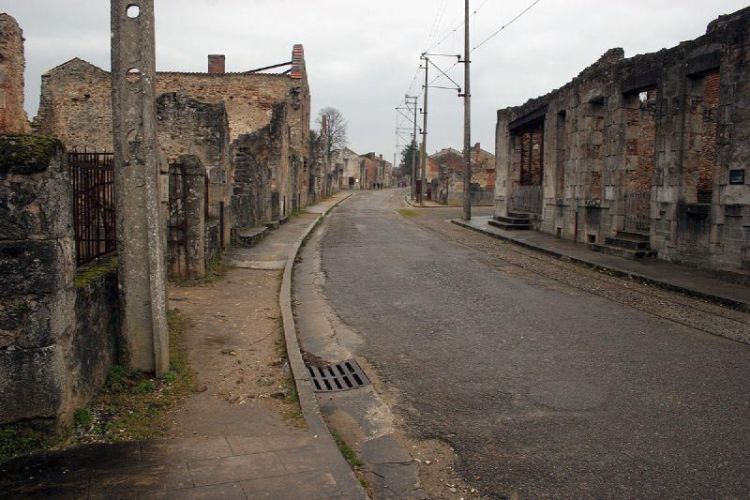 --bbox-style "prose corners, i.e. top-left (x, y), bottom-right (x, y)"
top-left (317, 188), bottom-right (750, 499)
